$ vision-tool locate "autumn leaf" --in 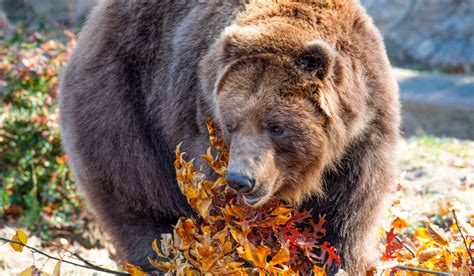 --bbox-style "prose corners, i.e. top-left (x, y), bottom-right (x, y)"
top-left (240, 242), bottom-right (271, 268)
top-left (11, 229), bottom-right (28, 252)
top-left (418, 248), bottom-right (441, 263)
top-left (149, 257), bottom-right (174, 272)
top-left (19, 266), bottom-right (34, 276)
top-left (392, 217), bottom-right (409, 231)
top-left (124, 263), bottom-right (147, 276)
top-left (382, 227), bottom-right (403, 260)
top-left (269, 242), bottom-right (291, 266)
top-left (426, 222), bottom-right (449, 246)
top-left (52, 260), bottom-right (61, 276)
